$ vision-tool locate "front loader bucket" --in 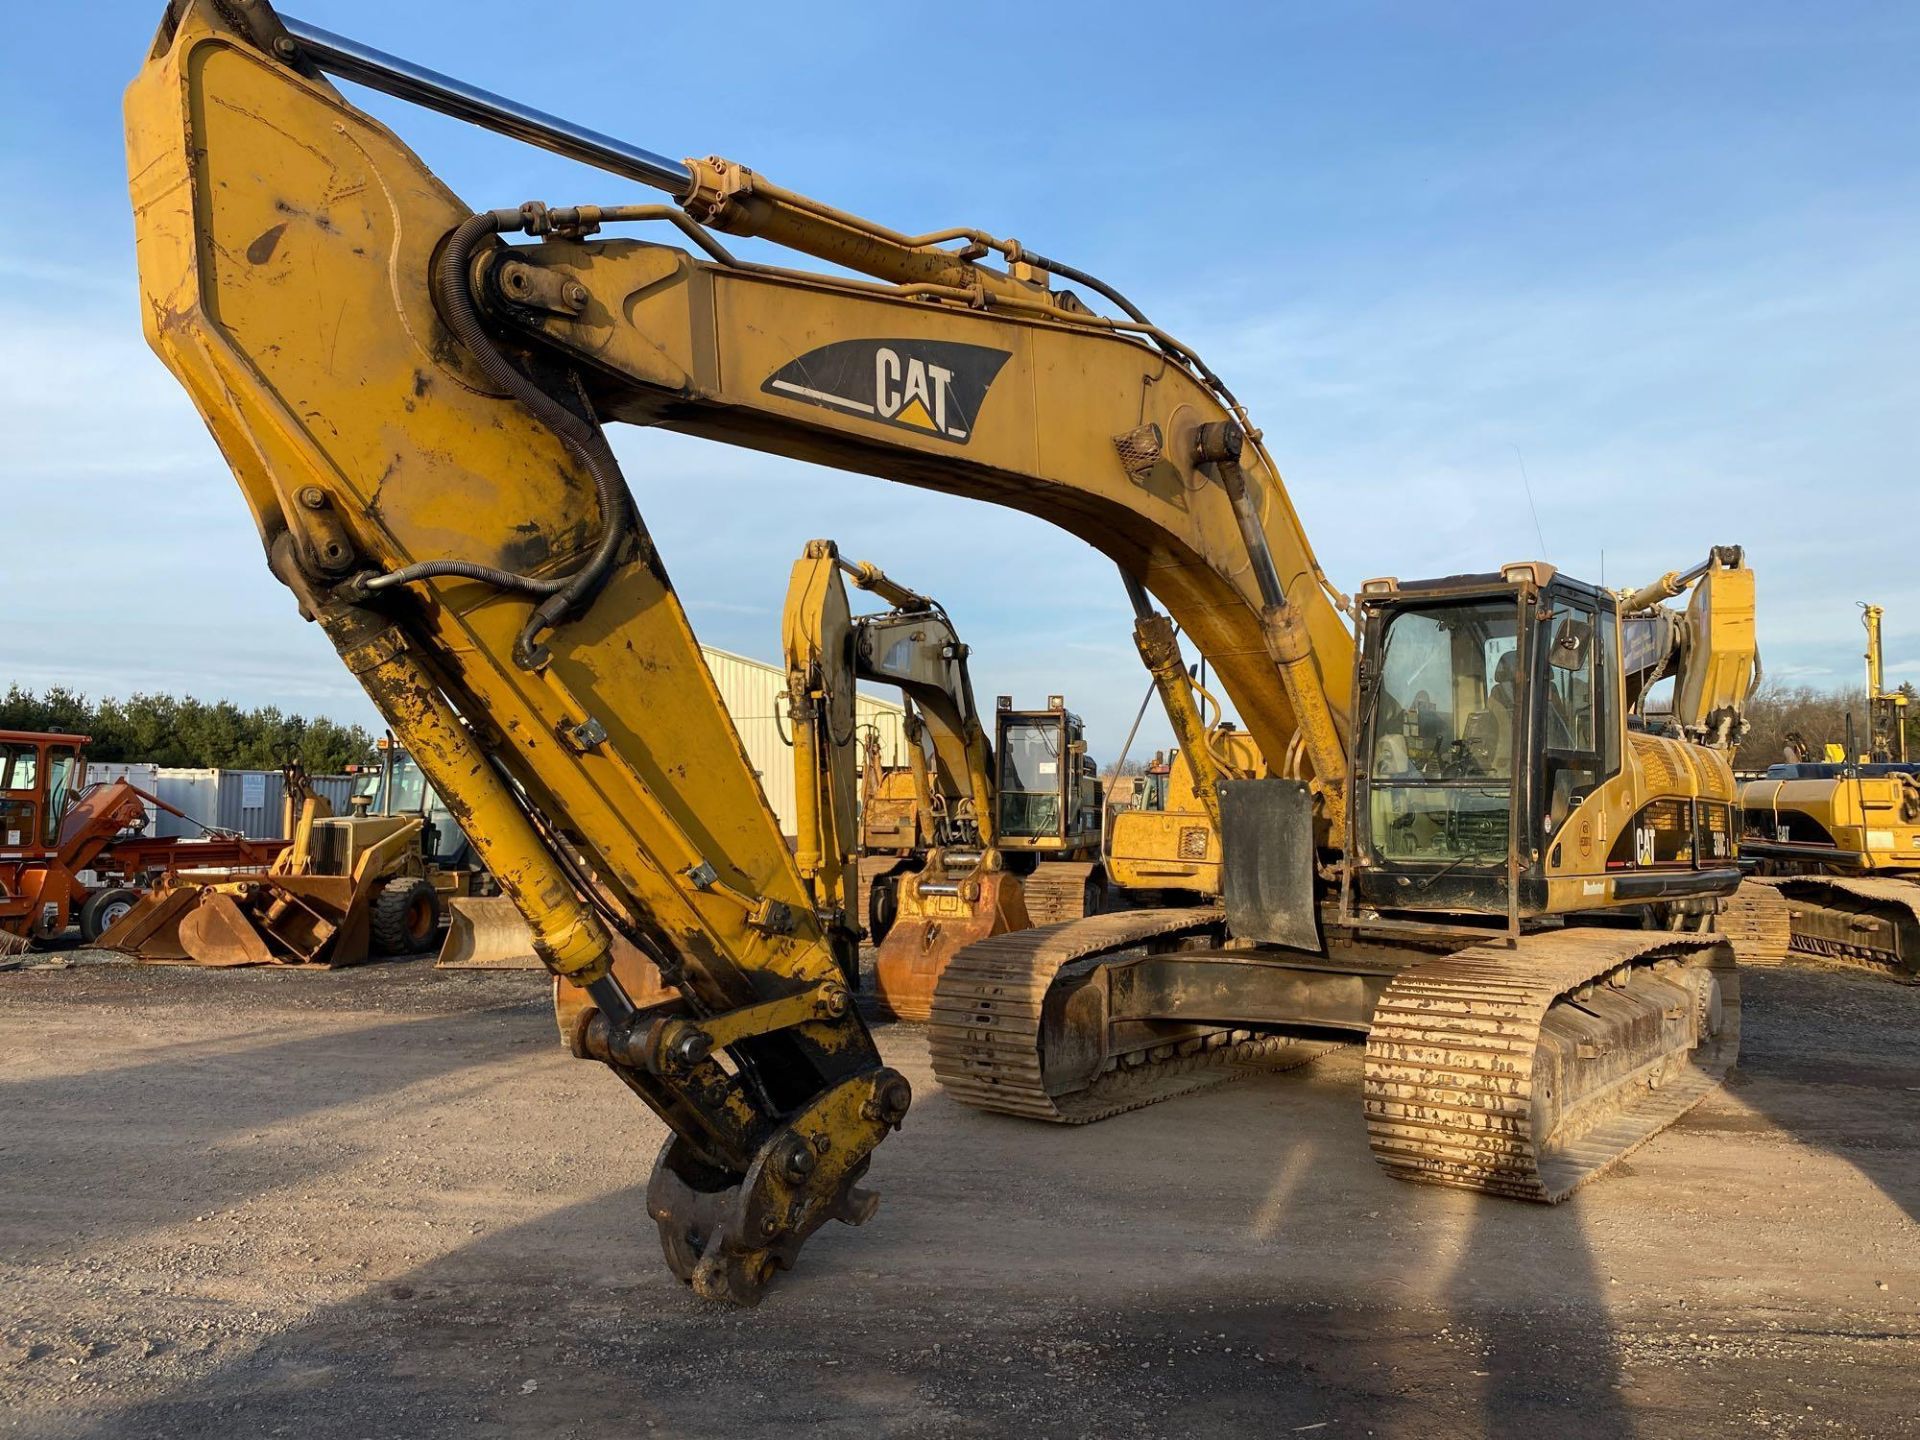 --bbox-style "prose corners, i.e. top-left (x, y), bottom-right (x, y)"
top-left (107, 874), bottom-right (362, 968)
top-left (100, 887), bottom-right (200, 962)
top-left (437, 897), bottom-right (543, 969)
top-left (178, 892), bottom-right (276, 967)
top-left (873, 871), bottom-right (1031, 1022)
